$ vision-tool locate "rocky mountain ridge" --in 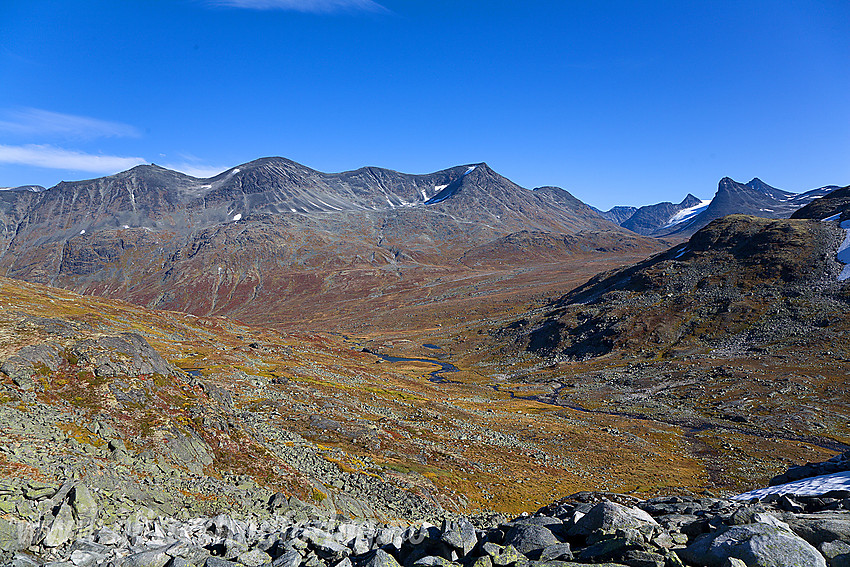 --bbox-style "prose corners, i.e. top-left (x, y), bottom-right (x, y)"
top-left (0, 158), bottom-right (666, 331)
